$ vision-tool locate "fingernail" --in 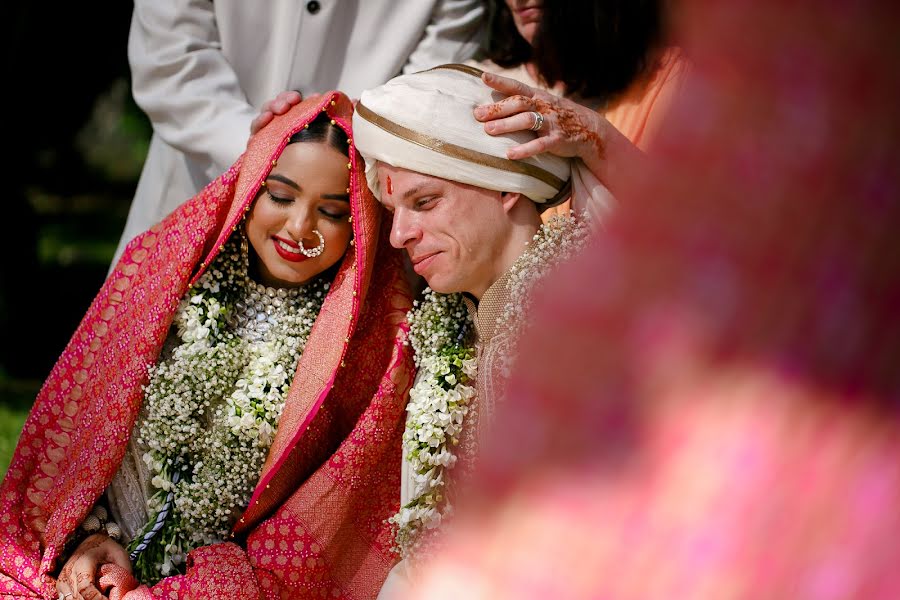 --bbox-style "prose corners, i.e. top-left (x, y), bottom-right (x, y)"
top-left (474, 107), bottom-right (484, 118)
